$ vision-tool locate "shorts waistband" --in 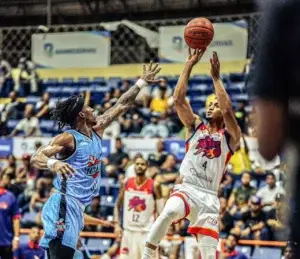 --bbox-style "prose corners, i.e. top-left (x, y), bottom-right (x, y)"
top-left (54, 190), bottom-right (85, 211)
top-left (181, 182), bottom-right (217, 196)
